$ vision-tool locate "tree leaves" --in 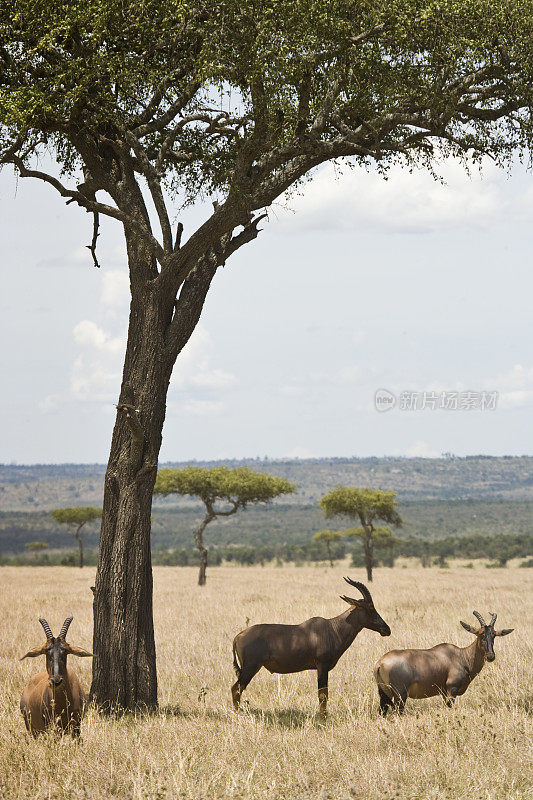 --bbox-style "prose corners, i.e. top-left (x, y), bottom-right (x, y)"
top-left (50, 506), bottom-right (102, 527)
top-left (153, 465), bottom-right (295, 508)
top-left (2, 0), bottom-right (532, 203)
top-left (319, 487), bottom-right (403, 528)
